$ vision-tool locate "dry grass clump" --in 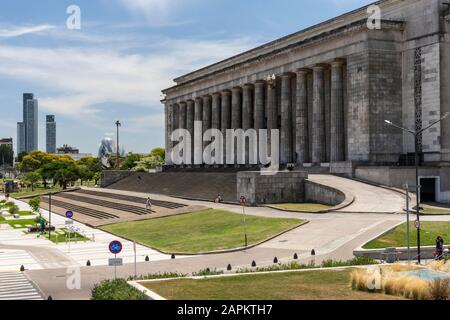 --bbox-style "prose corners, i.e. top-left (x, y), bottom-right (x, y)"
top-left (428, 278), bottom-right (450, 300)
top-left (350, 264), bottom-right (444, 300)
top-left (428, 260), bottom-right (450, 273)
